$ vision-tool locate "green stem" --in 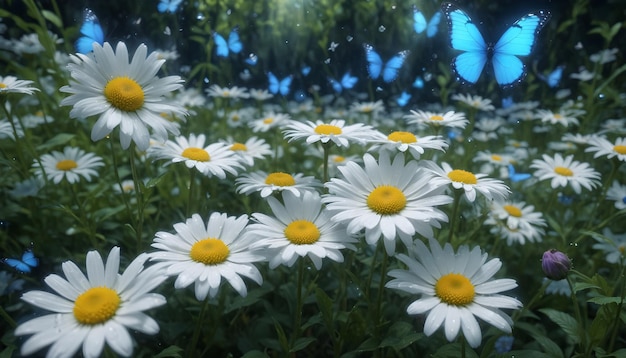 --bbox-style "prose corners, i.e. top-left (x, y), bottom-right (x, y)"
top-left (448, 190), bottom-right (463, 245)
top-left (66, 182), bottom-right (98, 249)
top-left (187, 168), bottom-right (197, 217)
top-left (566, 275), bottom-right (587, 353)
top-left (189, 296), bottom-right (212, 355)
top-left (129, 145), bottom-right (145, 253)
top-left (0, 305), bottom-right (16, 329)
top-left (374, 250), bottom-right (389, 336)
top-left (607, 262), bottom-right (626, 352)
top-left (291, 258), bottom-right (306, 349)
top-left (322, 142), bottom-right (330, 185)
